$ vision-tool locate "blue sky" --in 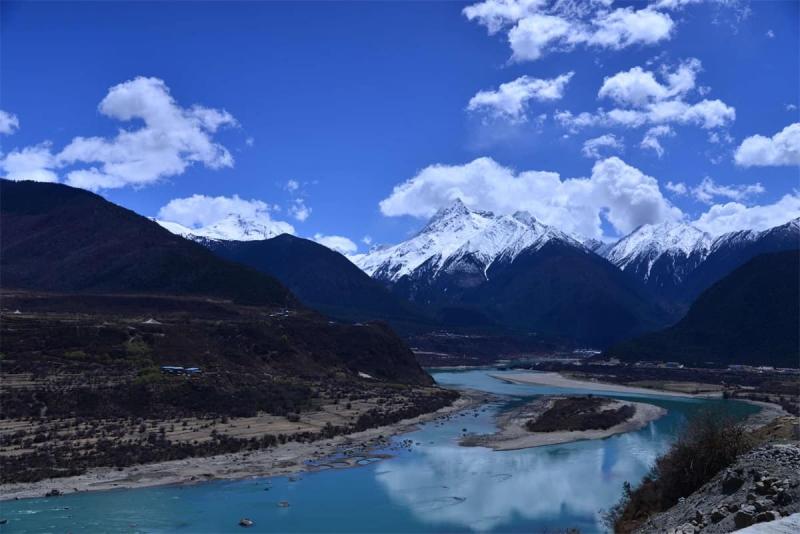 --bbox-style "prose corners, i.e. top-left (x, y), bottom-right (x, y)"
top-left (1, 0), bottom-right (798, 252)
